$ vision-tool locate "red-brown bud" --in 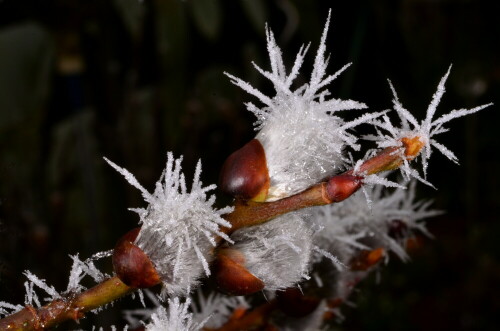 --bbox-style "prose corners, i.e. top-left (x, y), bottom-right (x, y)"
top-left (213, 248), bottom-right (265, 296)
top-left (113, 228), bottom-right (161, 288)
top-left (220, 139), bottom-right (270, 202)
top-left (349, 248), bottom-right (385, 271)
top-left (326, 174), bottom-right (363, 203)
top-left (276, 287), bottom-right (320, 317)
